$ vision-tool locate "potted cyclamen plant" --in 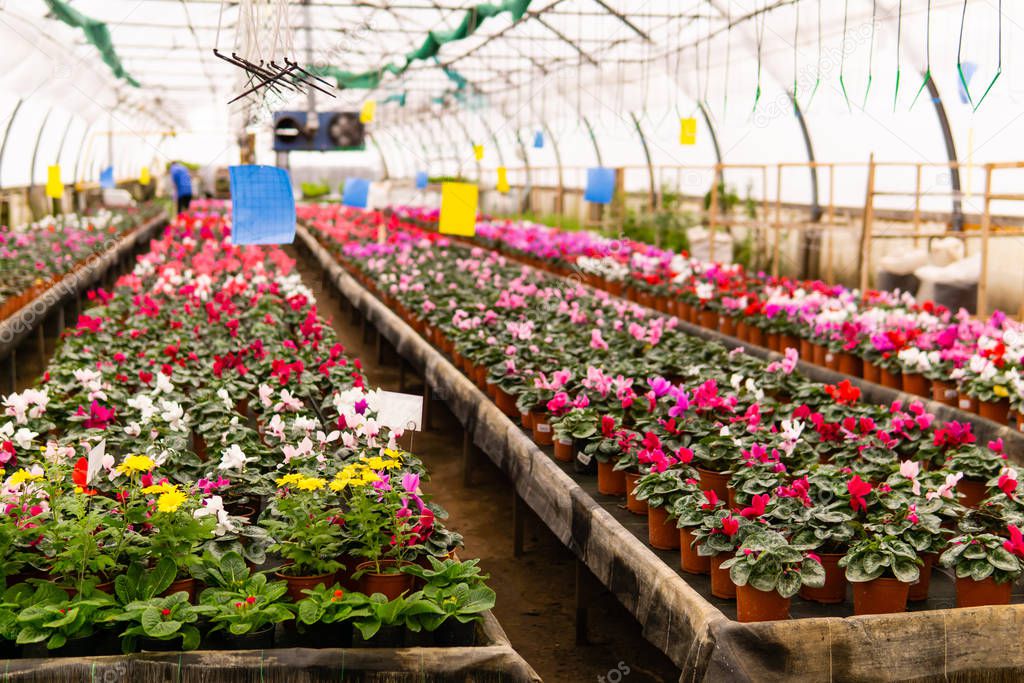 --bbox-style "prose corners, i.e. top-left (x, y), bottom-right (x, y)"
top-left (939, 526), bottom-right (1024, 607)
top-left (722, 529), bottom-right (825, 622)
top-left (632, 466), bottom-right (694, 550)
top-left (839, 533), bottom-right (921, 615)
top-left (550, 406), bottom-right (598, 465)
top-left (584, 418), bottom-right (631, 496)
top-left (945, 441), bottom-right (1004, 508)
top-left (692, 434), bottom-right (739, 502)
